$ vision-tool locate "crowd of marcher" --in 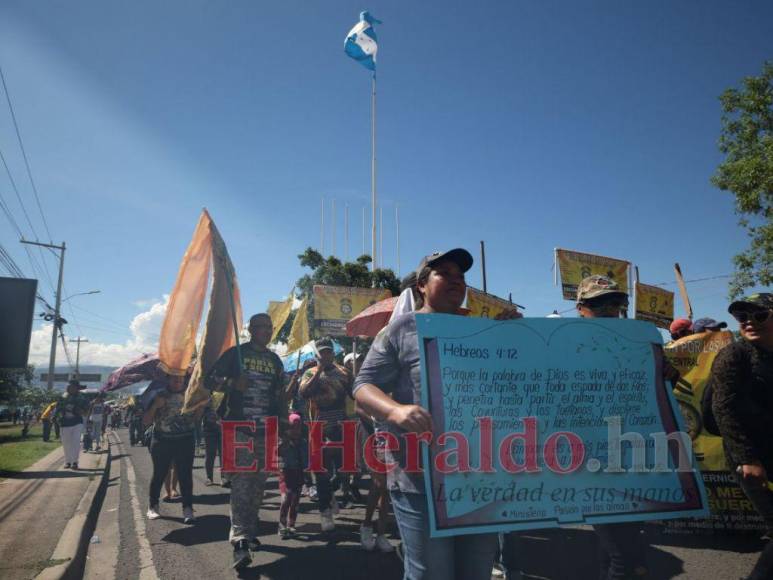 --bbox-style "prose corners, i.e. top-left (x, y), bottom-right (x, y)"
top-left (31, 246), bottom-right (770, 580)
